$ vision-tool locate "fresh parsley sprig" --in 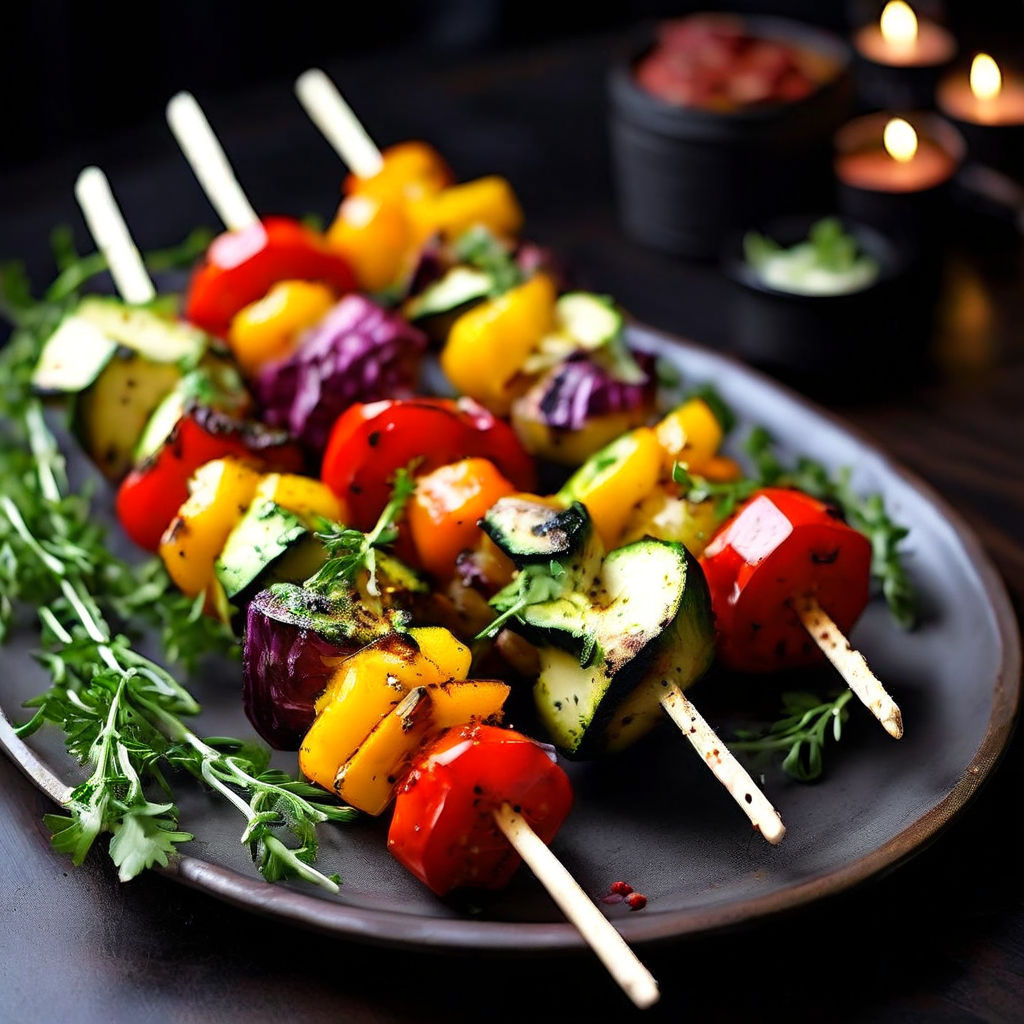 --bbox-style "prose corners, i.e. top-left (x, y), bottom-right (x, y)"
top-left (0, 230), bottom-right (352, 887)
top-left (730, 690), bottom-right (853, 782)
top-left (477, 560), bottom-right (567, 641)
top-left (305, 467), bottom-right (417, 597)
top-left (2, 404), bottom-right (353, 889)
